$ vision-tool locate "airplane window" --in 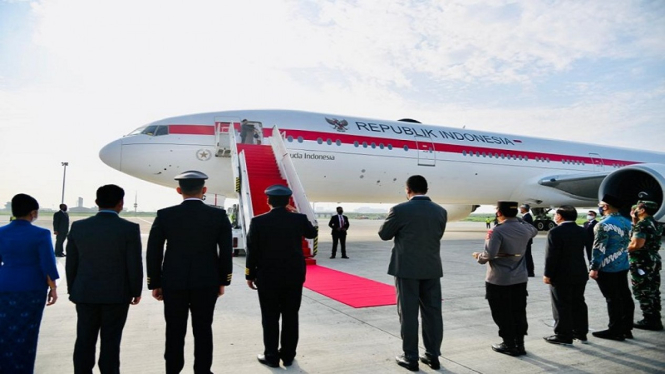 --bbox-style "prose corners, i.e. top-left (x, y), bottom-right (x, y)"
top-left (371, 142), bottom-right (376, 149)
top-left (482, 152), bottom-right (486, 157)
top-left (141, 125), bottom-right (159, 136)
top-left (154, 126), bottom-right (169, 136)
top-left (287, 135), bottom-right (294, 142)
top-left (336, 140), bottom-right (341, 146)
top-left (326, 139), bottom-right (332, 145)
top-left (127, 126), bottom-right (146, 136)
top-left (403, 145), bottom-right (409, 151)
top-left (354, 141), bottom-right (359, 147)
top-left (546, 158), bottom-right (550, 162)
top-left (317, 138), bottom-right (323, 144)
top-left (462, 150), bottom-right (467, 156)
top-left (387, 144), bottom-right (393, 150)
top-left (379, 143), bottom-right (384, 149)
top-left (501, 153), bottom-right (505, 159)
top-left (362, 142), bottom-right (368, 148)
top-left (297, 136), bottom-right (304, 143)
